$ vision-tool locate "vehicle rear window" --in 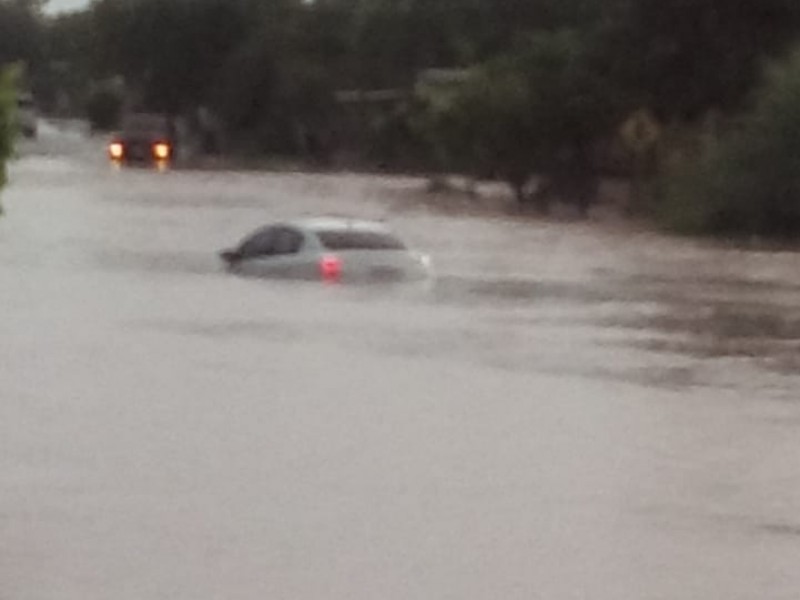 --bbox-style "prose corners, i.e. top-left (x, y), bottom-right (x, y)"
top-left (316, 230), bottom-right (406, 250)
